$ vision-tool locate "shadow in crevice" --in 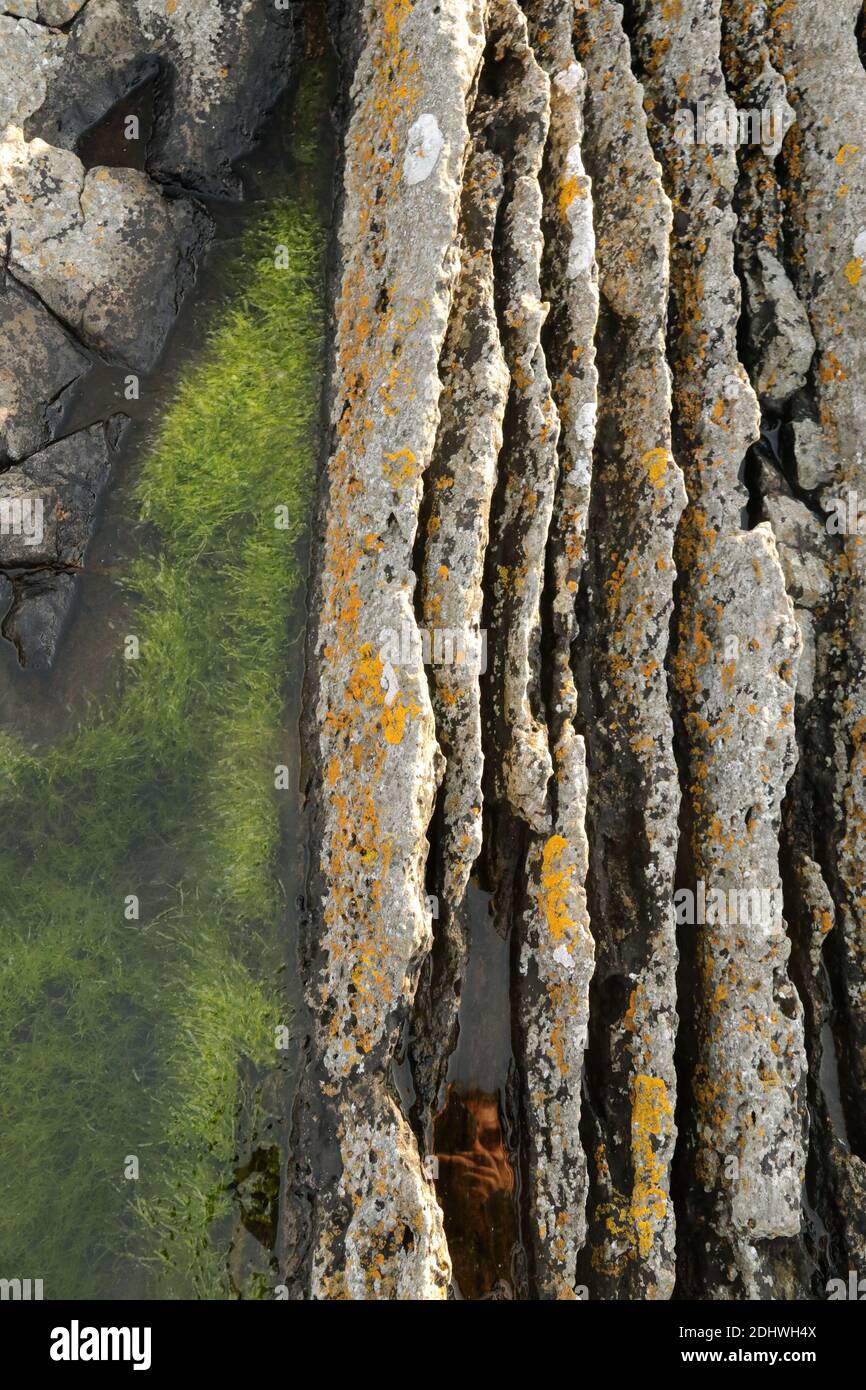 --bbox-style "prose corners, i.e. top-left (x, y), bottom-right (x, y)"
top-left (75, 70), bottom-right (159, 173)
